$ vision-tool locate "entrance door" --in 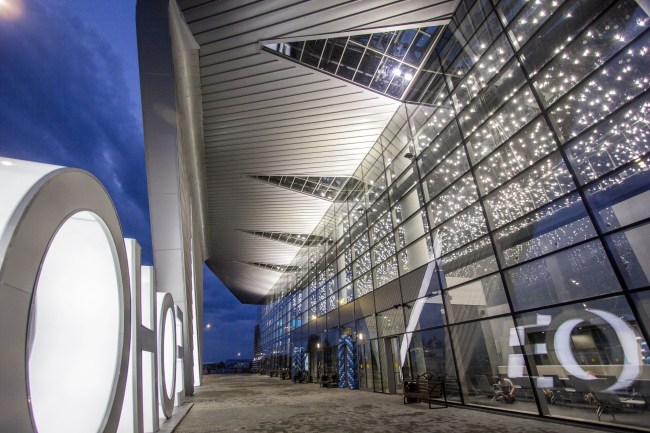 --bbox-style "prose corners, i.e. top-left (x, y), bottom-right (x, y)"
top-left (357, 341), bottom-right (373, 391)
top-left (384, 336), bottom-right (403, 394)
